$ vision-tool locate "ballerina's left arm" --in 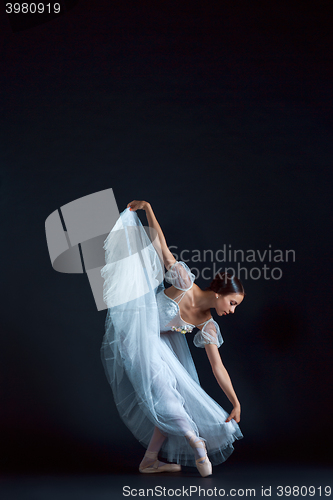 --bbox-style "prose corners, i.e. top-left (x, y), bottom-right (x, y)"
top-left (205, 343), bottom-right (241, 423)
top-left (127, 200), bottom-right (176, 269)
